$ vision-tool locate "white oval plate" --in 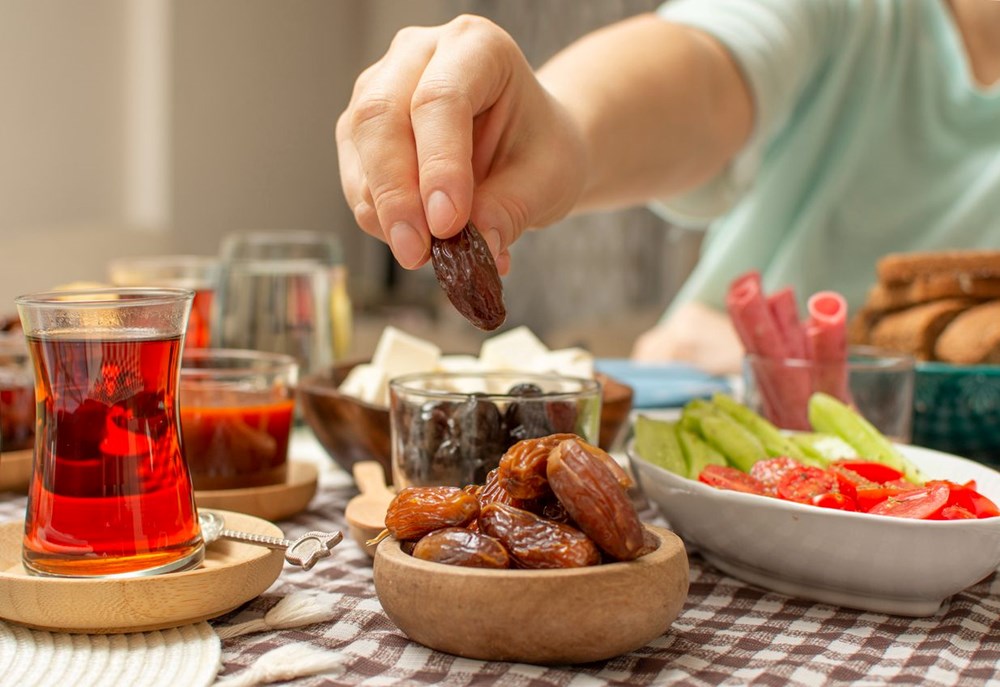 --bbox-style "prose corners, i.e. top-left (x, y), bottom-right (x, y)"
top-left (628, 442), bottom-right (1000, 616)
